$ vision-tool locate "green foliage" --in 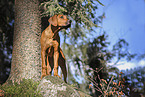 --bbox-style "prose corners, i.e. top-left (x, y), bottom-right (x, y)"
top-left (40, 0), bottom-right (104, 40)
top-left (40, 0), bottom-right (67, 16)
top-left (0, 79), bottom-right (42, 97)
